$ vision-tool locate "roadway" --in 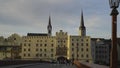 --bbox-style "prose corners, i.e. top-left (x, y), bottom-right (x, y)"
top-left (0, 63), bottom-right (77, 68)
